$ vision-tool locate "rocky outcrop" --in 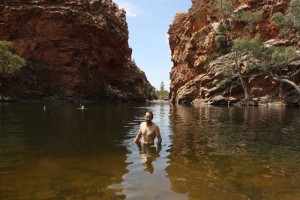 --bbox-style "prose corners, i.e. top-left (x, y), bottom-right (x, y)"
top-left (0, 0), bottom-right (156, 102)
top-left (169, 0), bottom-right (300, 106)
